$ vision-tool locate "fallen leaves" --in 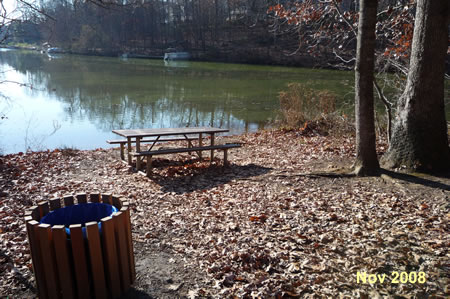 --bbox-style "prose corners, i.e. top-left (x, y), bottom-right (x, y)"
top-left (249, 214), bottom-right (268, 223)
top-left (0, 130), bottom-right (448, 298)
